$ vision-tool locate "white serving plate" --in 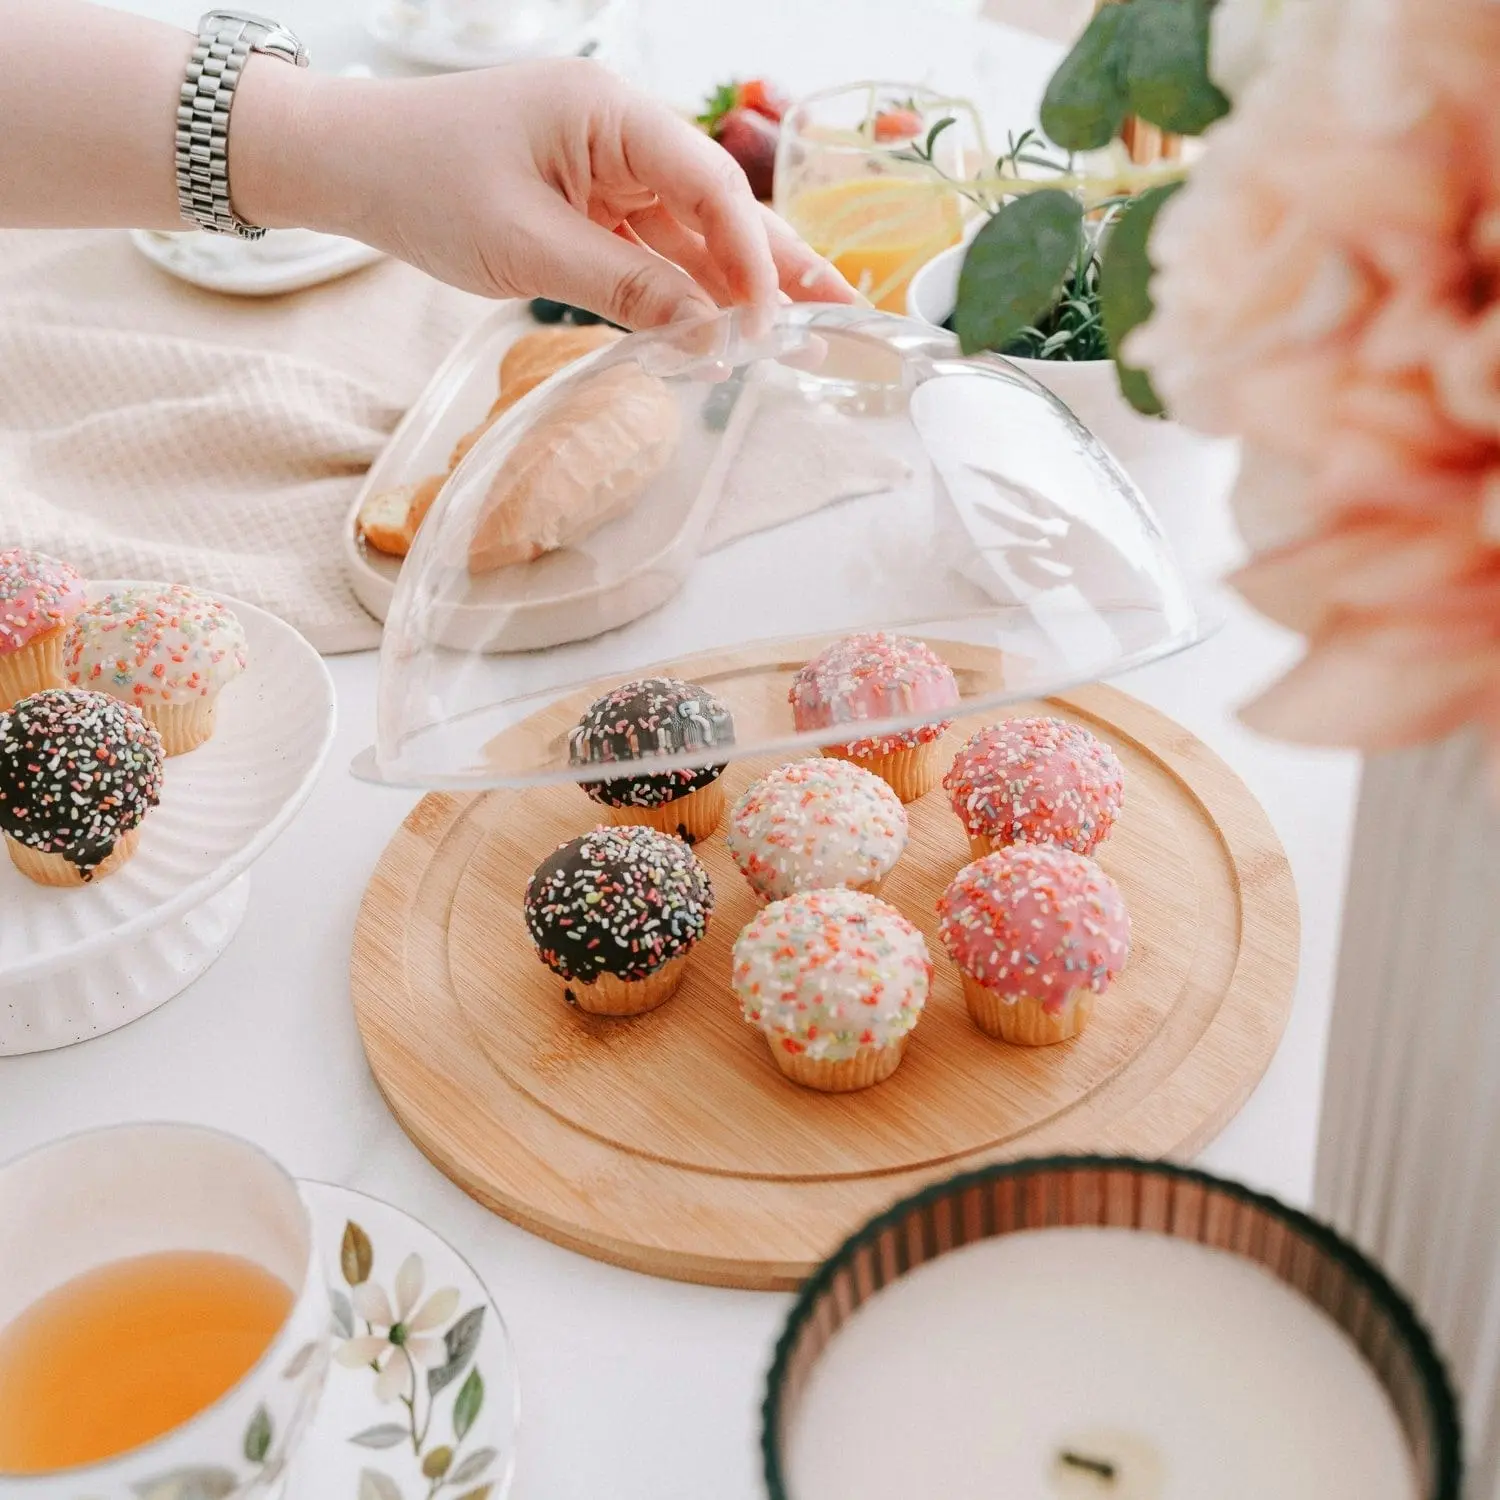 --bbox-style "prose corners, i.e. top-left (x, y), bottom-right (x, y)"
top-left (0, 586), bottom-right (335, 1054)
top-left (130, 228), bottom-right (385, 298)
